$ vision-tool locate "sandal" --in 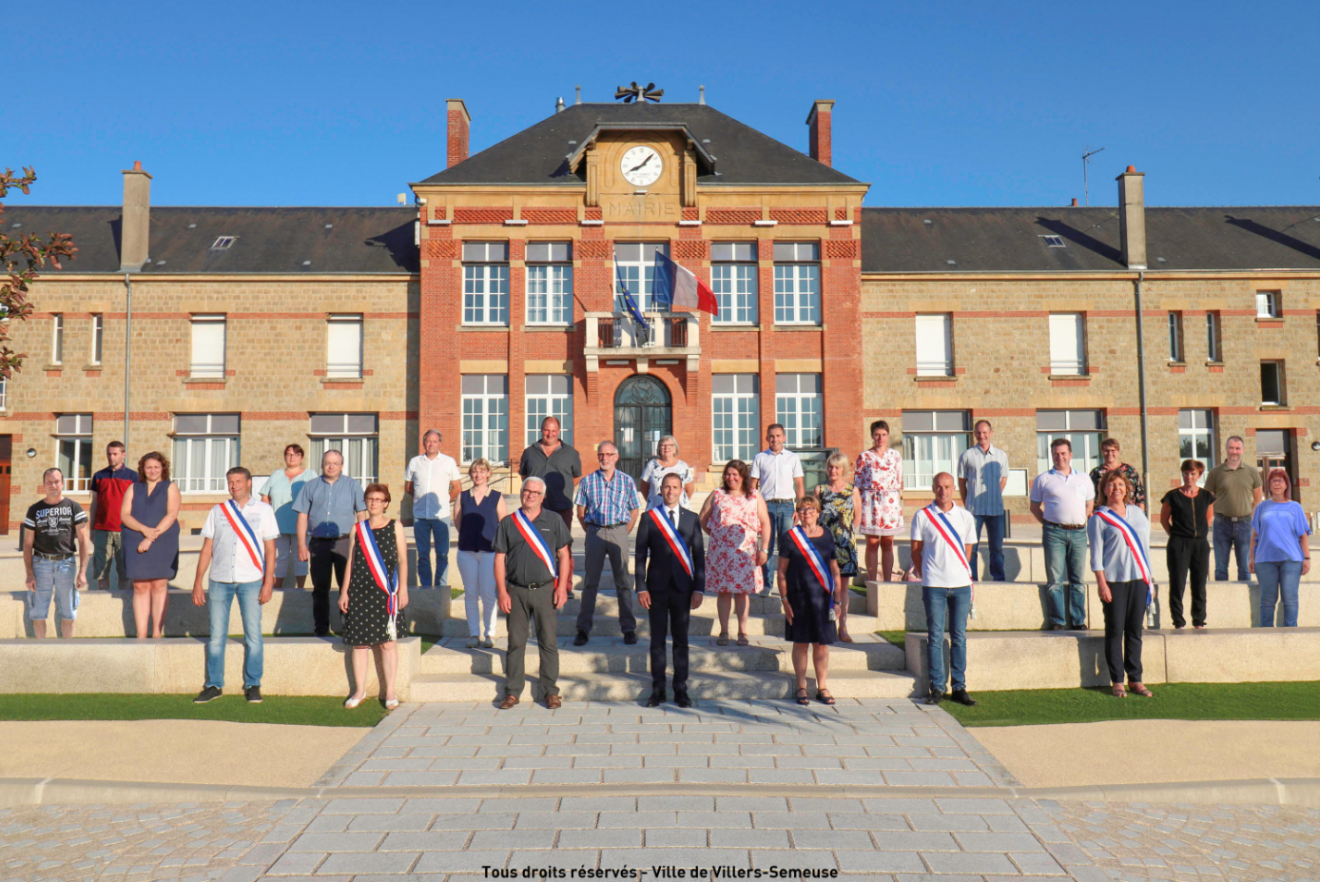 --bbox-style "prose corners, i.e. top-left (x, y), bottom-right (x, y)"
top-left (717, 633), bottom-right (729, 646)
top-left (1111, 684), bottom-right (1127, 699)
top-left (839, 630), bottom-right (854, 643)
top-left (344, 694), bottom-right (366, 709)
top-left (737, 634), bottom-right (749, 646)
top-left (816, 689), bottom-right (836, 706)
top-left (1129, 683), bottom-right (1153, 698)
top-left (794, 688), bottom-right (810, 706)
